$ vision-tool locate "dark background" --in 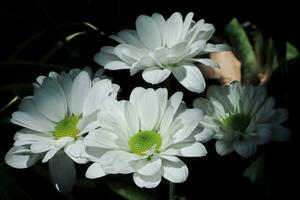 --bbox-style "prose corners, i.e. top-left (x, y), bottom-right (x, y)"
top-left (0, 0), bottom-right (299, 199)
